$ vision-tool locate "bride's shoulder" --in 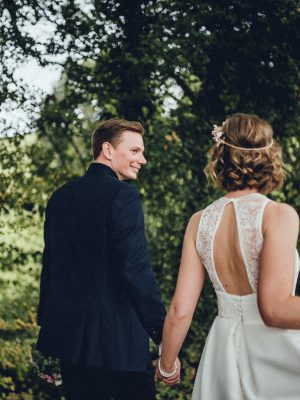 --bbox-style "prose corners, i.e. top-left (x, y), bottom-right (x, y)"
top-left (265, 201), bottom-right (299, 219)
top-left (188, 201), bottom-right (215, 231)
top-left (189, 210), bottom-right (203, 226)
top-left (186, 210), bottom-right (203, 238)
top-left (185, 210), bottom-right (204, 242)
top-left (264, 201), bottom-right (299, 231)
